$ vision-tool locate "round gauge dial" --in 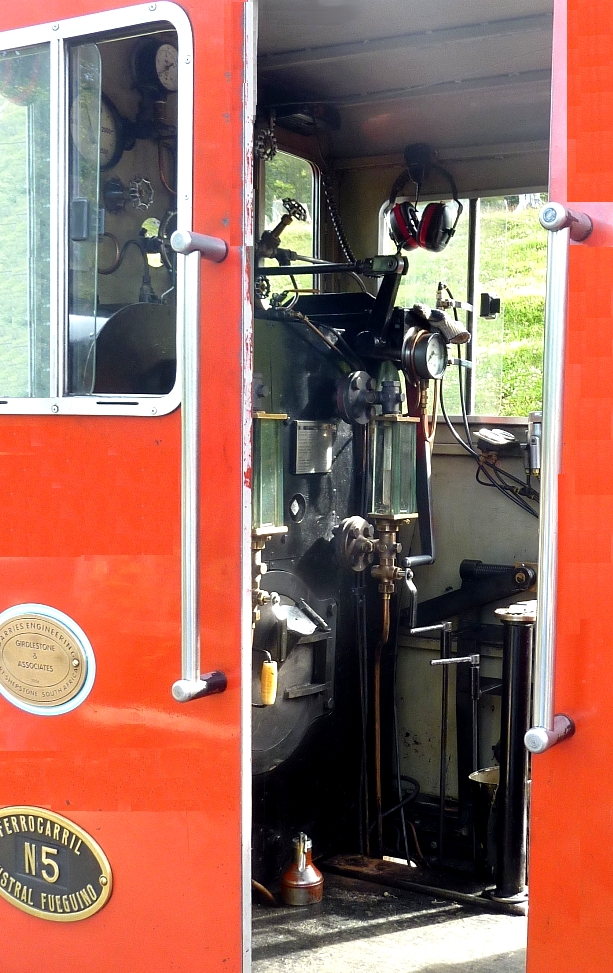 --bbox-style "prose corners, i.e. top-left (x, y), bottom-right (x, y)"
top-left (422, 332), bottom-right (447, 379)
top-left (402, 329), bottom-right (448, 382)
top-left (69, 92), bottom-right (125, 171)
top-left (155, 43), bottom-right (179, 92)
top-left (132, 39), bottom-right (179, 94)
